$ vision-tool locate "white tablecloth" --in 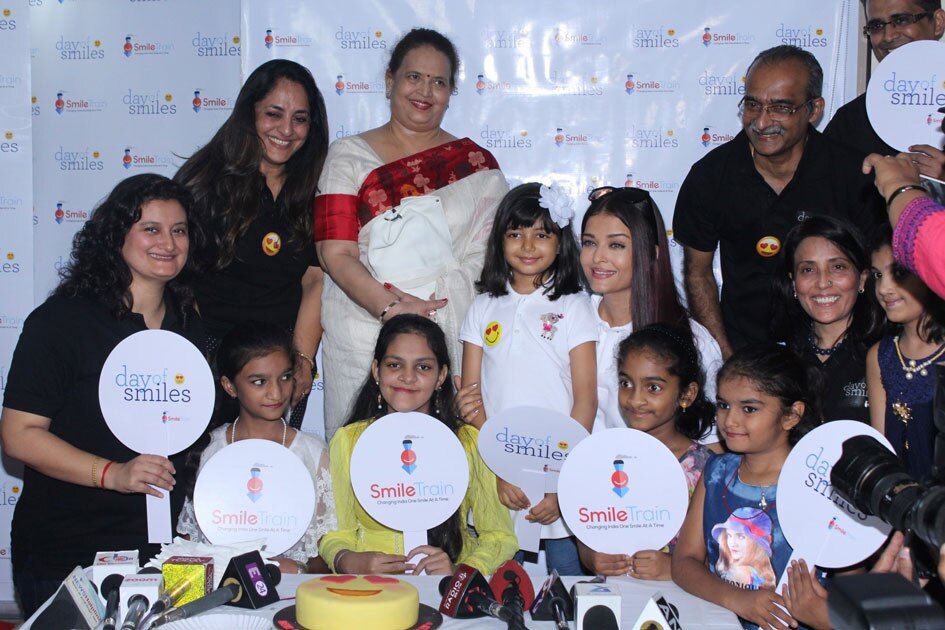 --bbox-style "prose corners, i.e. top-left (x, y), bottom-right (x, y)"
top-left (22, 573), bottom-right (742, 628)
